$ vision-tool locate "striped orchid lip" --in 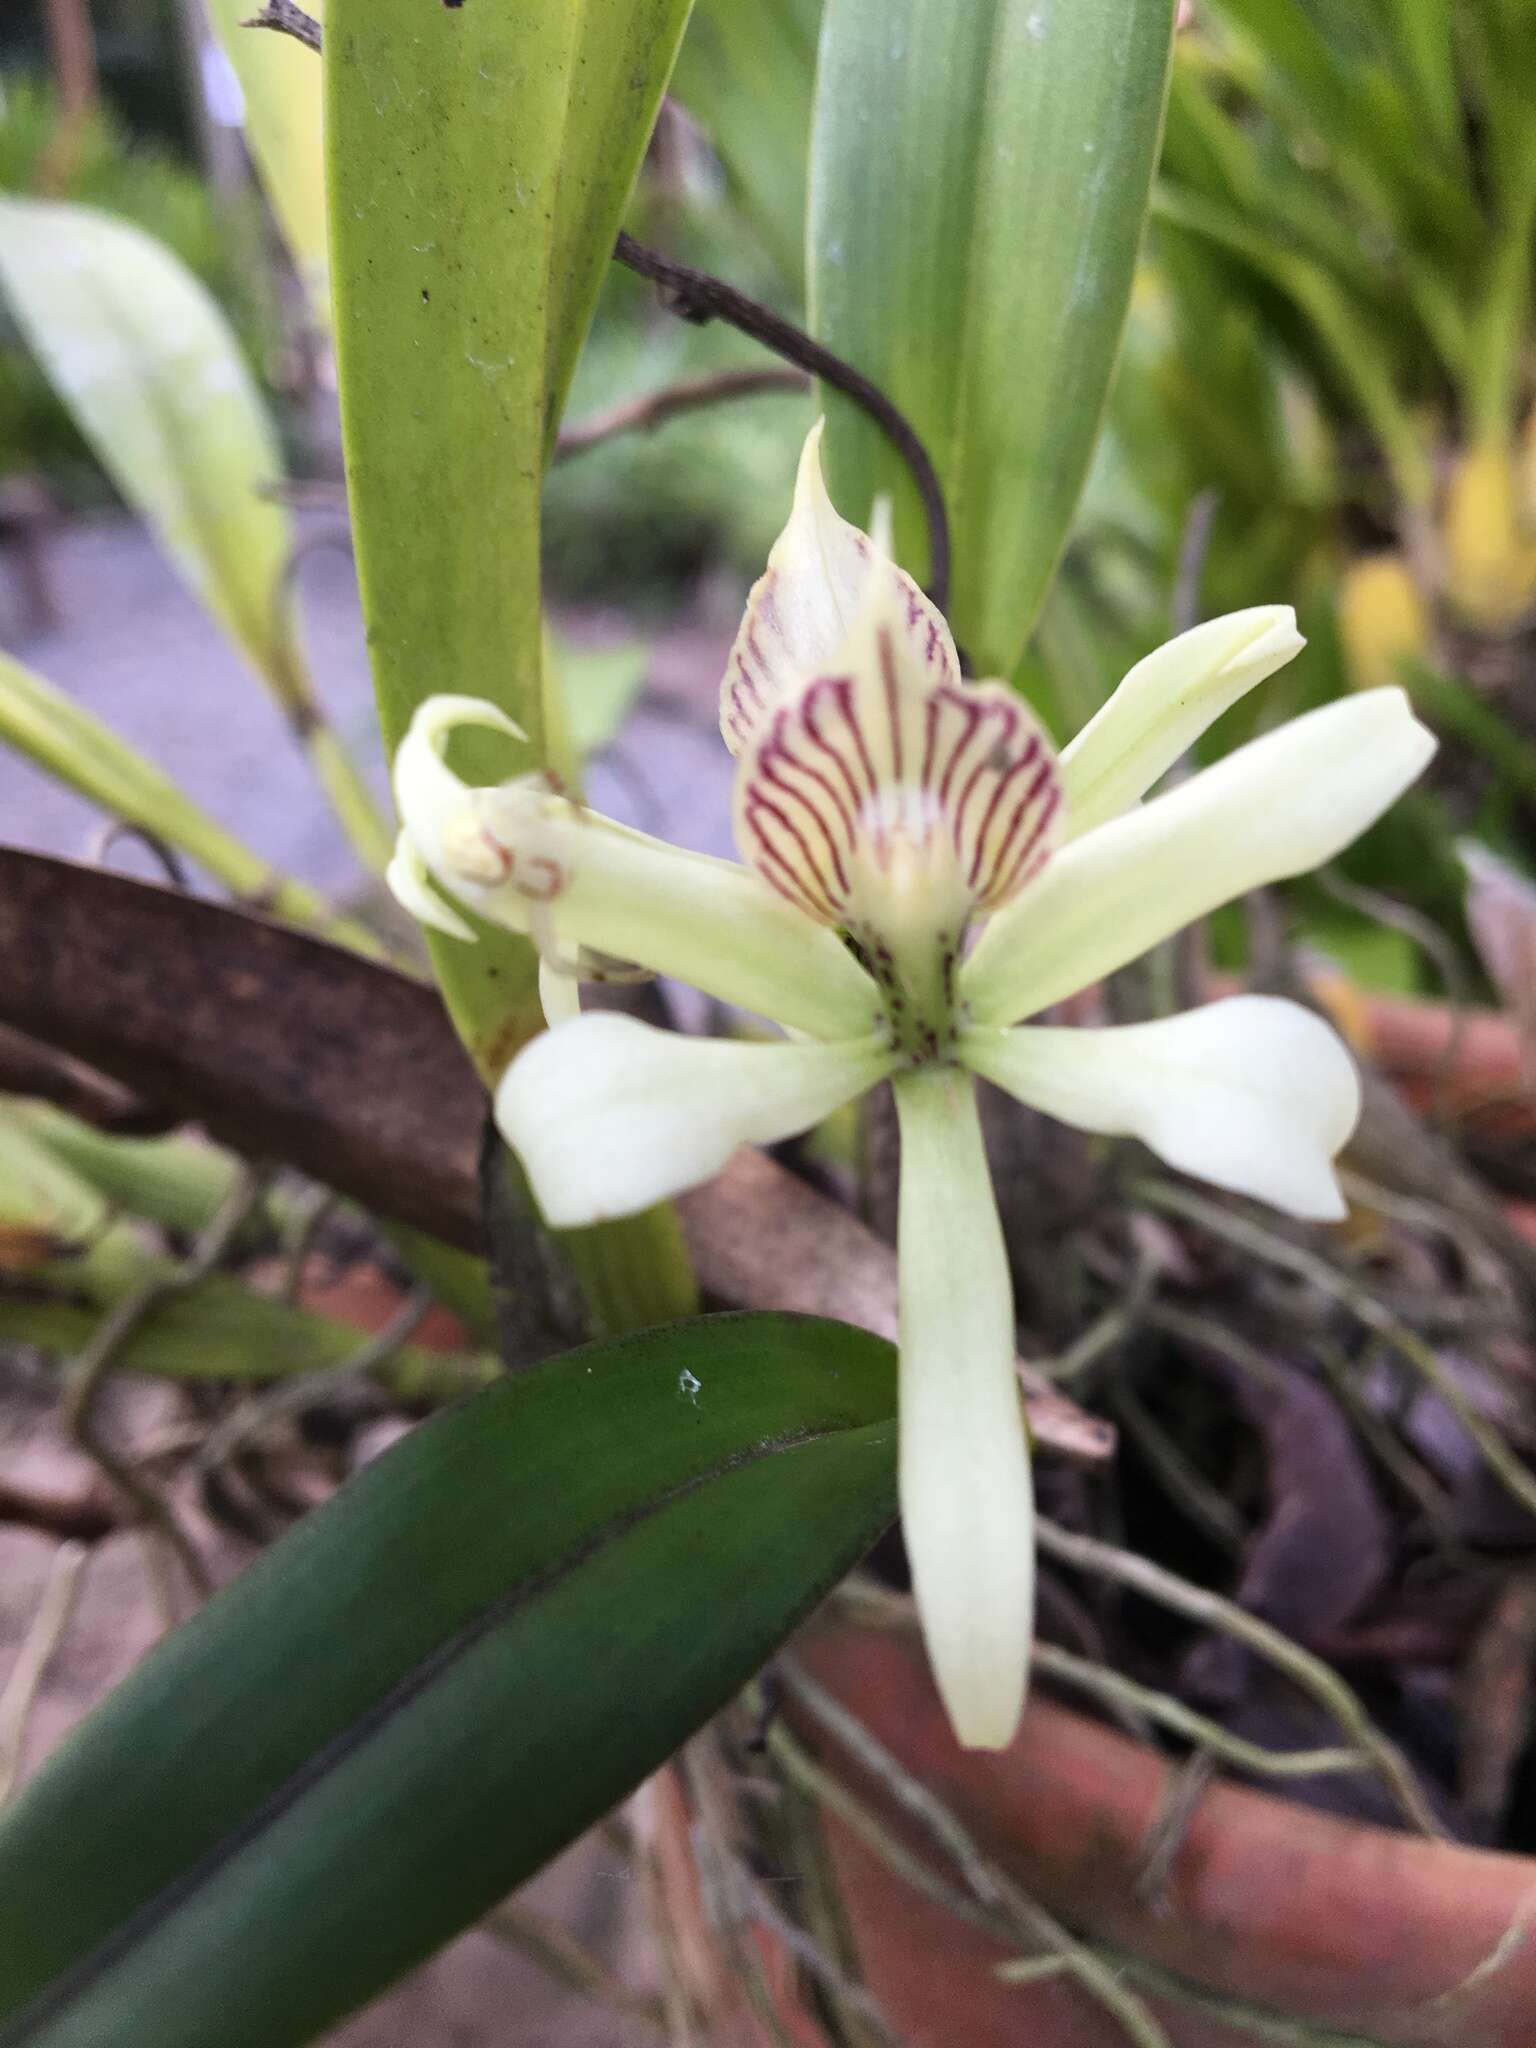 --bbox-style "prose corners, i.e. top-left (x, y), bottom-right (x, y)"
top-left (722, 426), bottom-right (1063, 1055)
top-left (388, 418), bottom-right (1436, 1758)
top-left (733, 602), bottom-right (1063, 1056)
